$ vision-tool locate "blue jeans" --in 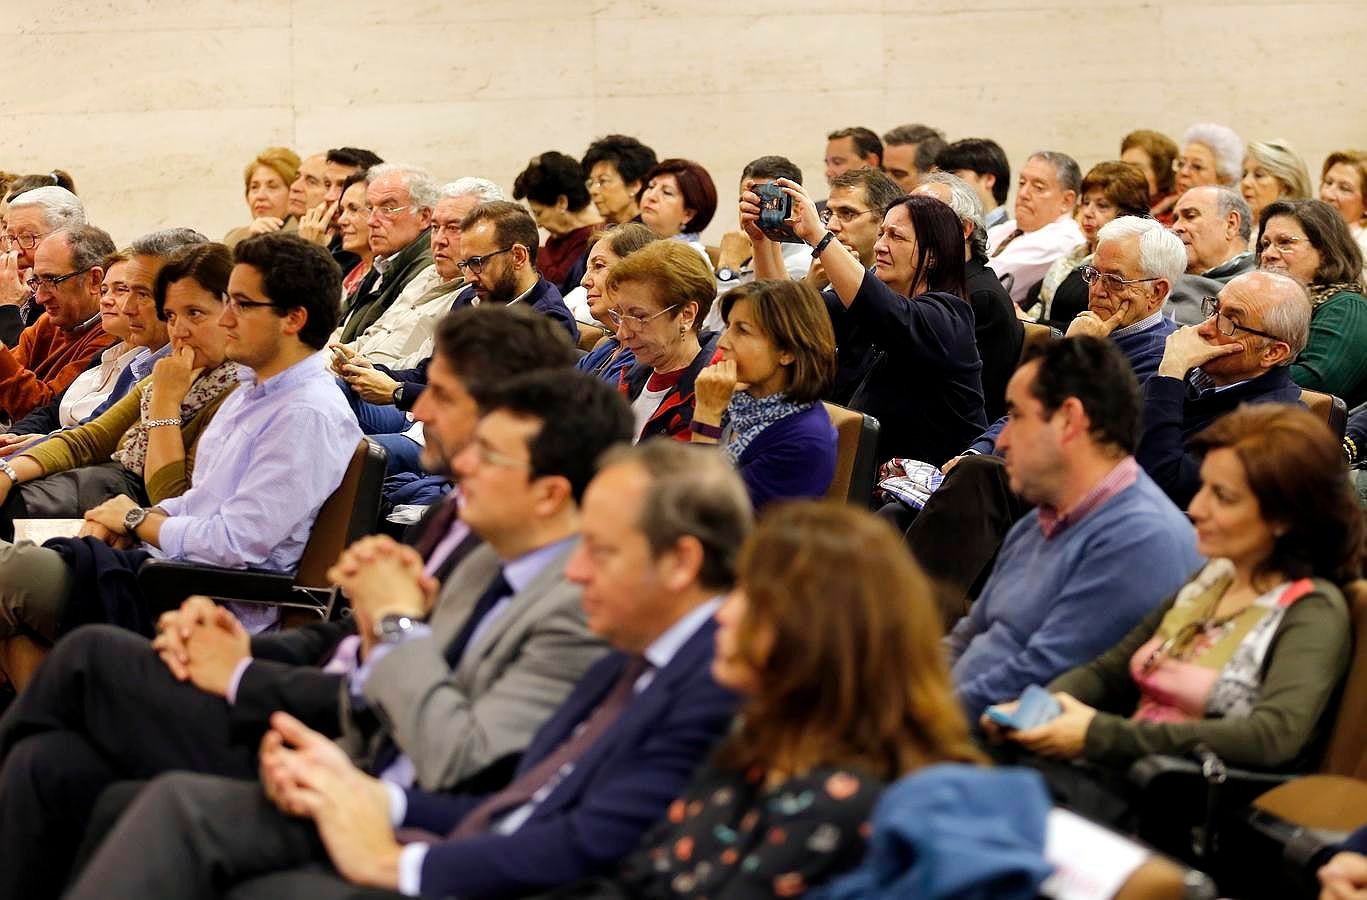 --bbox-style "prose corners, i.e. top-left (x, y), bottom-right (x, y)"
top-left (336, 377), bottom-right (410, 435)
top-left (372, 432), bottom-right (424, 478)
